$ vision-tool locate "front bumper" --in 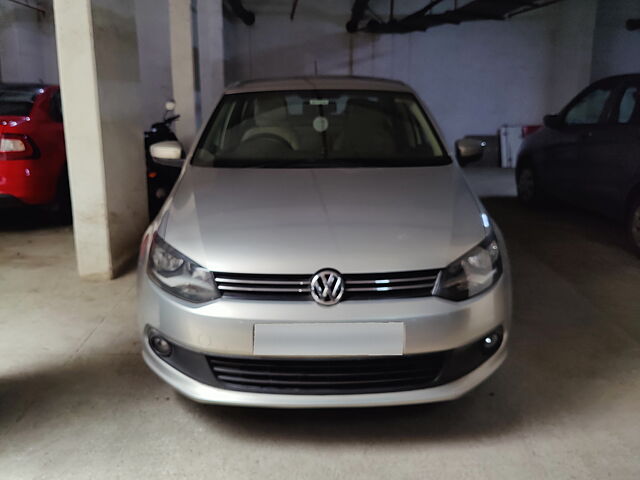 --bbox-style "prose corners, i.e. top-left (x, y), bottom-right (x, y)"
top-left (138, 255), bottom-right (511, 406)
top-left (142, 336), bottom-right (508, 408)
